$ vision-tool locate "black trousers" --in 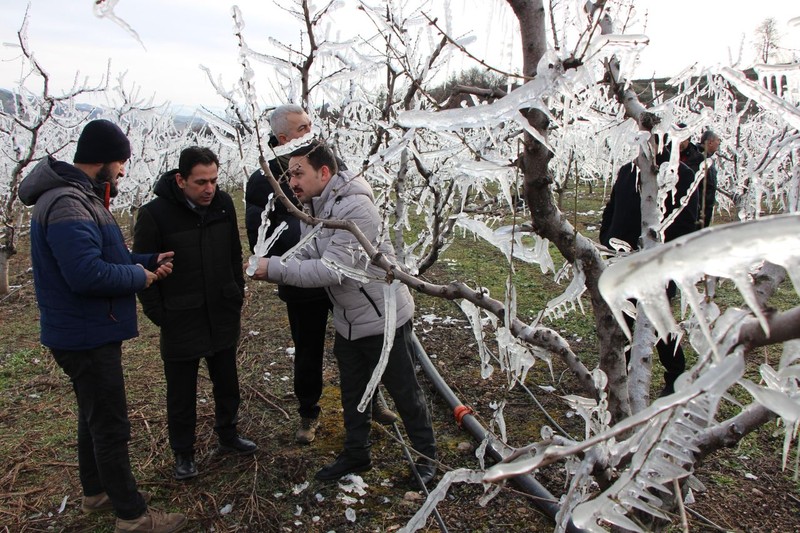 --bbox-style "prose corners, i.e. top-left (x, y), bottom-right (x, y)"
top-left (625, 285), bottom-right (686, 394)
top-left (286, 298), bottom-right (332, 419)
top-left (286, 298), bottom-right (384, 419)
top-left (334, 320), bottom-right (435, 458)
top-left (52, 343), bottom-right (147, 520)
top-left (163, 346), bottom-right (241, 454)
